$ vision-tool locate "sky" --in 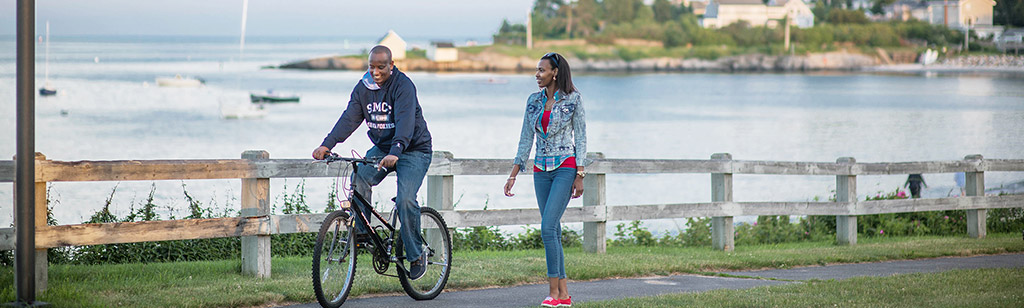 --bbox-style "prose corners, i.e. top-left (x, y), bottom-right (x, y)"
top-left (0, 0), bottom-right (534, 39)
